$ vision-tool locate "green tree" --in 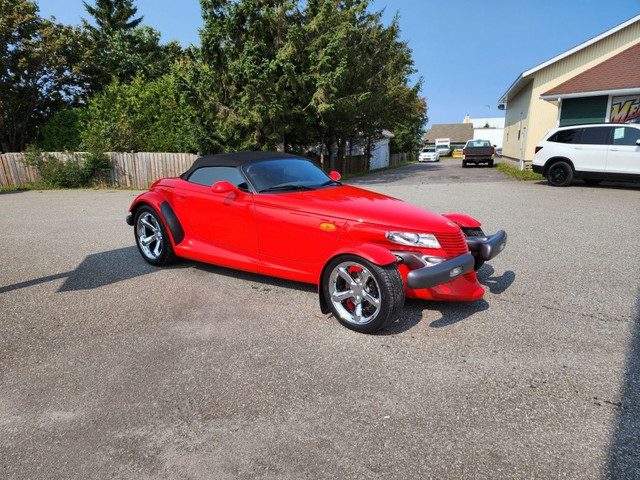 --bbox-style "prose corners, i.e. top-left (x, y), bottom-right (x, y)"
top-left (82, 0), bottom-right (182, 92)
top-left (80, 73), bottom-right (199, 153)
top-left (303, 1), bottom-right (426, 169)
top-left (35, 108), bottom-right (84, 151)
top-left (197, 0), bottom-right (308, 152)
top-left (82, 0), bottom-right (143, 36)
top-left (0, 0), bottom-right (85, 151)
top-left (193, 0), bottom-right (426, 165)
